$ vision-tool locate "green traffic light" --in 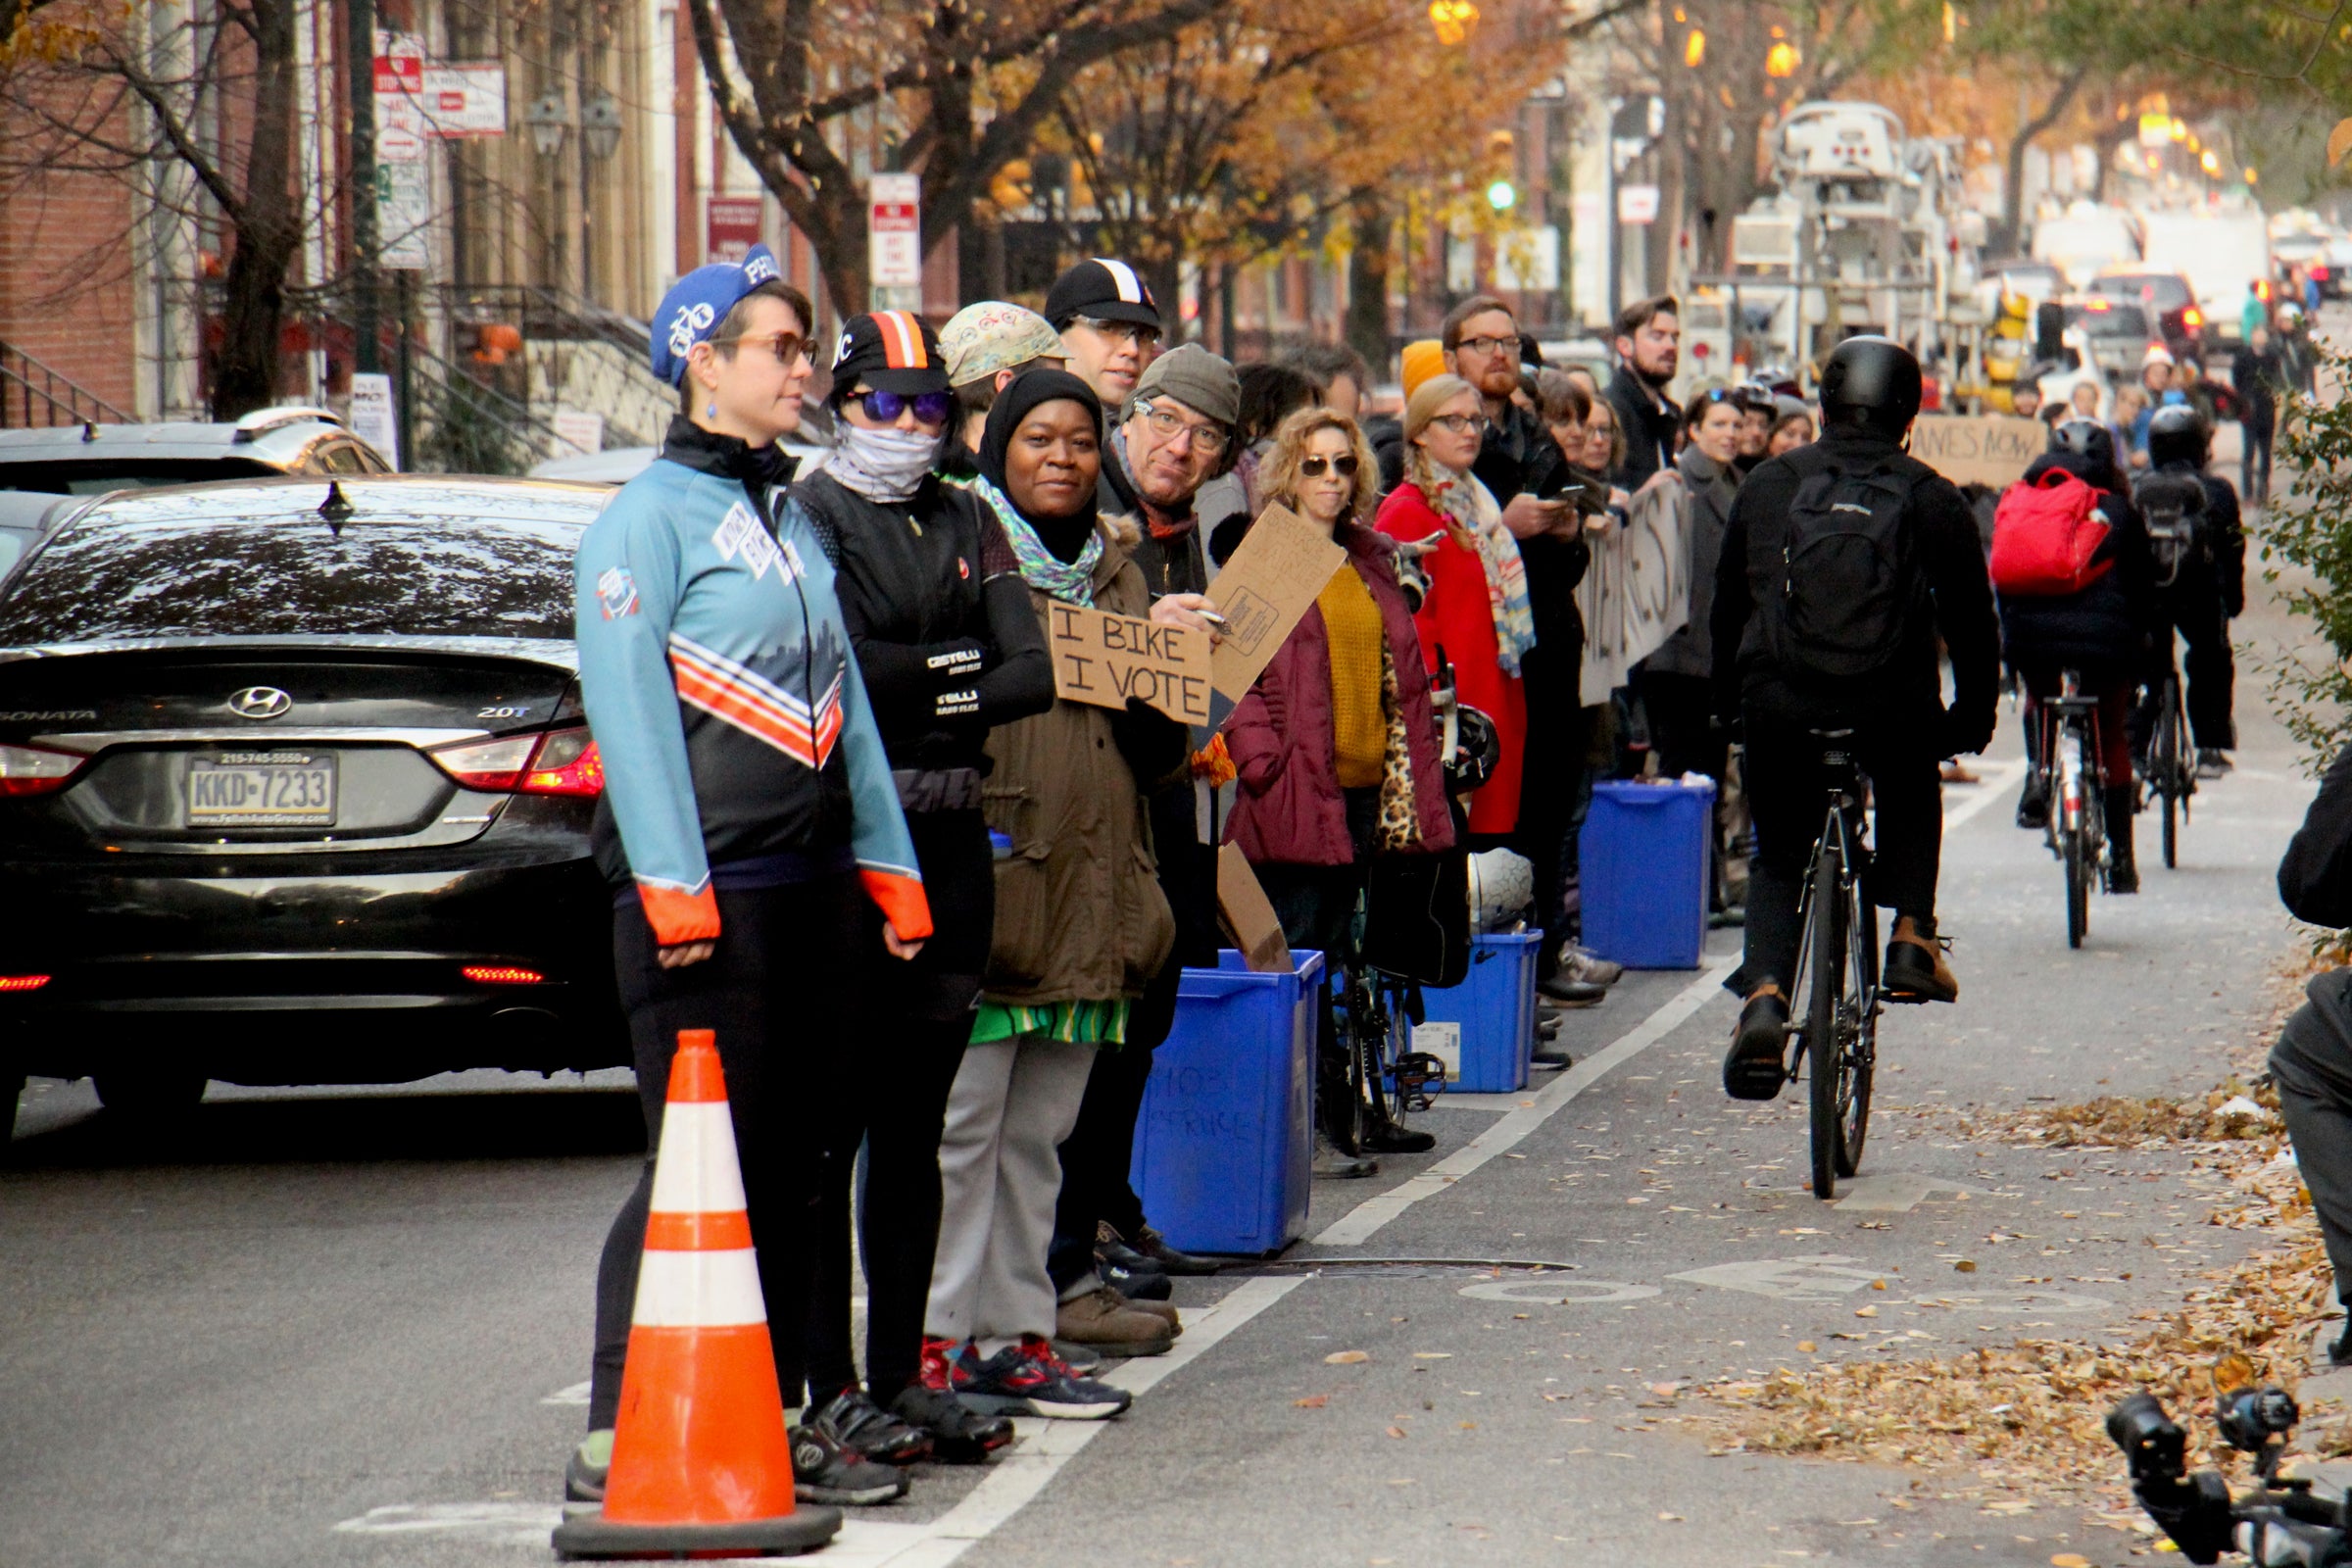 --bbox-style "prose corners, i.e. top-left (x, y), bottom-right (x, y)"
top-left (1487, 179), bottom-right (1516, 212)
